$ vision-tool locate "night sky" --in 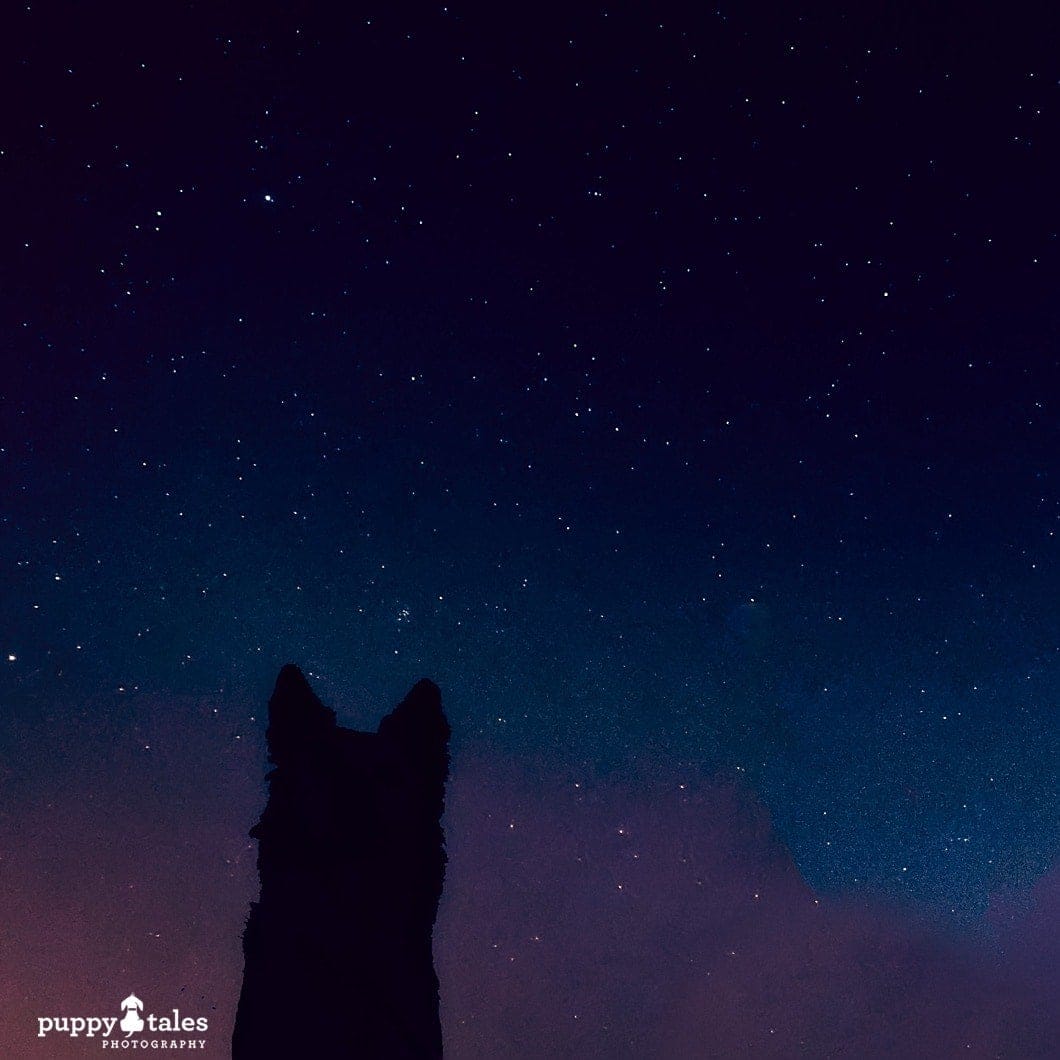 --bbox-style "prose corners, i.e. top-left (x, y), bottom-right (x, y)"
top-left (2, 2), bottom-right (1058, 1056)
